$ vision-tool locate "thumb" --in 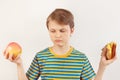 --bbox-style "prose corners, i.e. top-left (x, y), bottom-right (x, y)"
top-left (101, 46), bottom-right (107, 57)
